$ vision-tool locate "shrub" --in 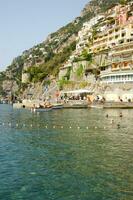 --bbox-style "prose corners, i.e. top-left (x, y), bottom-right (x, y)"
top-left (76, 64), bottom-right (84, 77)
top-left (64, 66), bottom-right (72, 80)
